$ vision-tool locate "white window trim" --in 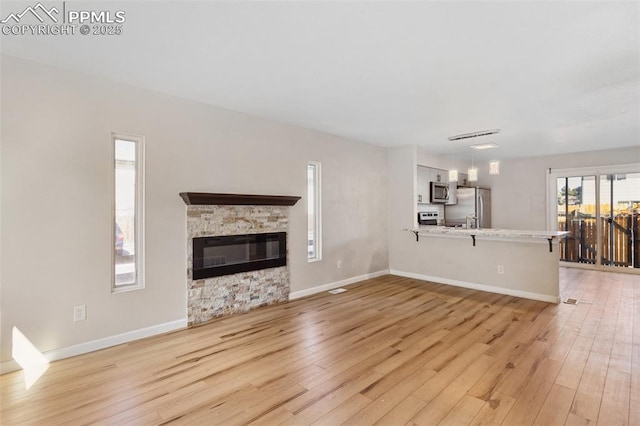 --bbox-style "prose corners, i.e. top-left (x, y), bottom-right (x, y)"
top-left (112, 132), bottom-right (145, 293)
top-left (308, 161), bottom-right (322, 262)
